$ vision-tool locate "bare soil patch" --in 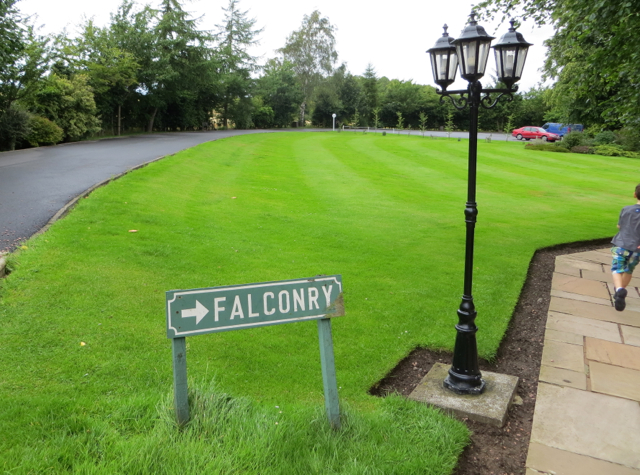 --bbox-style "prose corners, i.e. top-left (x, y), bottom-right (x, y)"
top-left (370, 238), bottom-right (612, 475)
